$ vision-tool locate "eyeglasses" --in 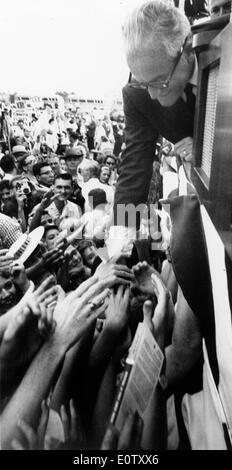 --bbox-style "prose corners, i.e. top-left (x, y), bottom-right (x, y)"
top-left (40, 170), bottom-right (54, 176)
top-left (66, 155), bottom-right (84, 160)
top-left (128, 37), bottom-right (188, 90)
